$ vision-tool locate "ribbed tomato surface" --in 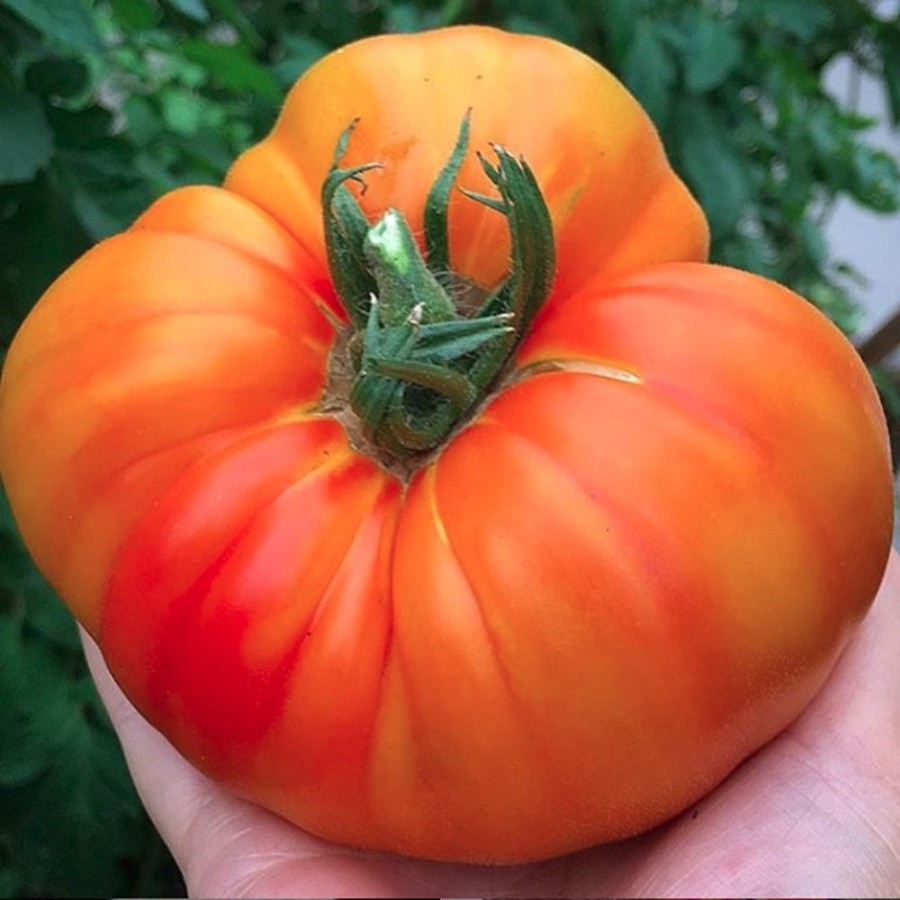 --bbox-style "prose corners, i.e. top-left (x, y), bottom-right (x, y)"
top-left (0, 26), bottom-right (892, 862)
